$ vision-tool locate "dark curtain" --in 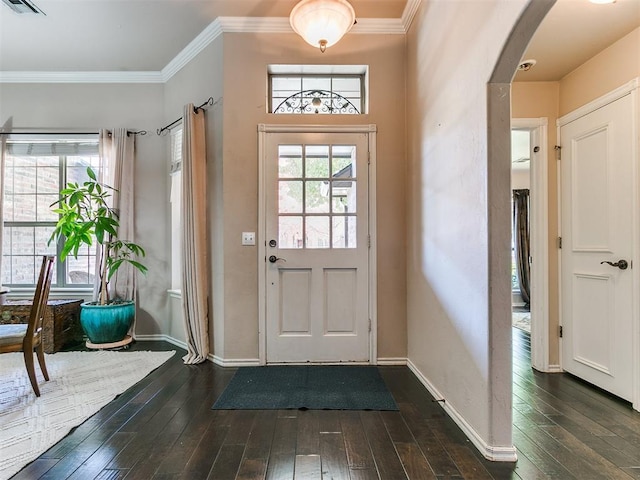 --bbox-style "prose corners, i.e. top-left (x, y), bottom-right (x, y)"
top-left (513, 189), bottom-right (530, 306)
